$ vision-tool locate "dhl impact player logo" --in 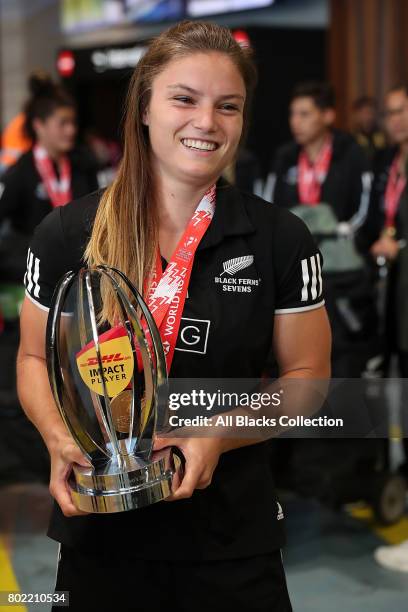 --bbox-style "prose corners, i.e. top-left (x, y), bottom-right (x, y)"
top-left (76, 326), bottom-right (134, 398)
